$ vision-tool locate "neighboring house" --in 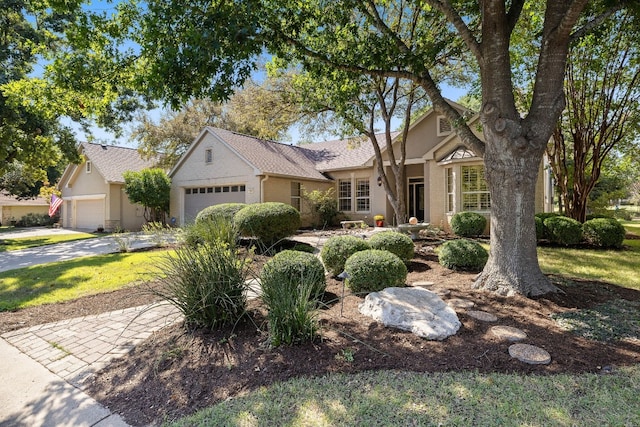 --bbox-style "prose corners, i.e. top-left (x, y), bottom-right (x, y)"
top-left (169, 102), bottom-right (551, 229)
top-left (57, 142), bottom-right (159, 231)
top-left (0, 193), bottom-right (49, 225)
